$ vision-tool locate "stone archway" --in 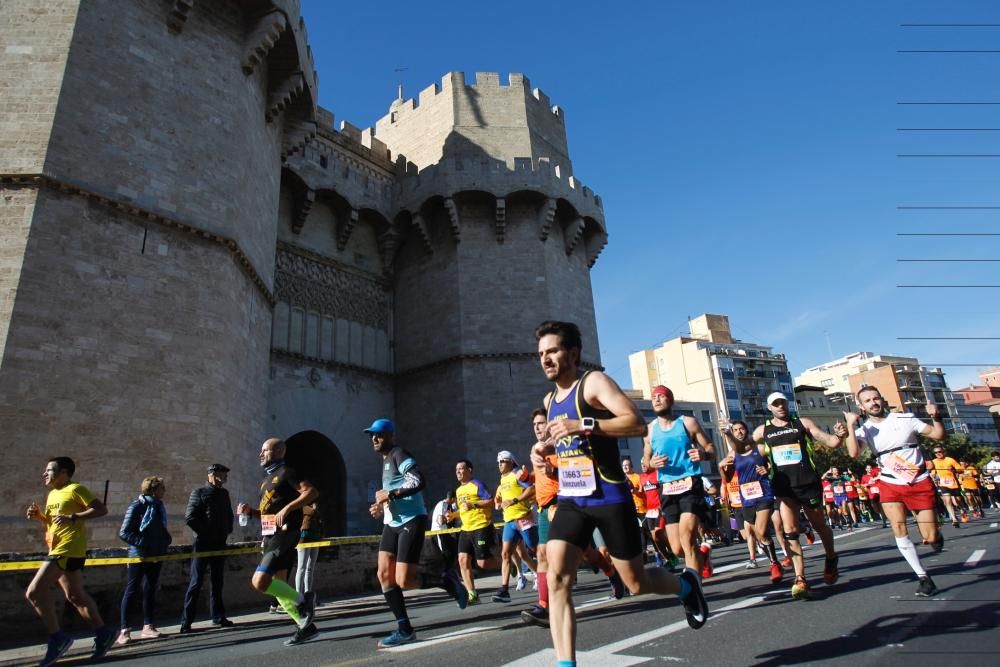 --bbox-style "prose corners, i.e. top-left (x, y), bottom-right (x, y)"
top-left (284, 430), bottom-right (346, 536)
